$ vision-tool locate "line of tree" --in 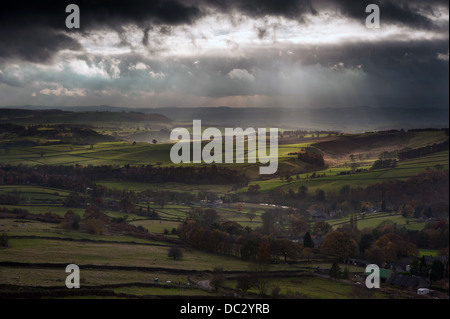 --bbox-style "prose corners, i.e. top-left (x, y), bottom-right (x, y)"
top-left (177, 207), bottom-right (305, 263)
top-left (398, 139), bottom-right (449, 160)
top-left (371, 159), bottom-right (397, 170)
top-left (0, 124), bottom-right (116, 146)
top-left (295, 150), bottom-right (326, 167)
top-left (0, 164), bottom-right (249, 188)
top-left (262, 170), bottom-right (448, 219)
